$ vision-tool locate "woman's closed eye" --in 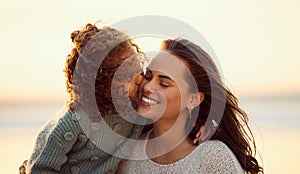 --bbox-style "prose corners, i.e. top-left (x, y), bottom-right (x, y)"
top-left (143, 70), bottom-right (173, 88)
top-left (159, 81), bottom-right (169, 88)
